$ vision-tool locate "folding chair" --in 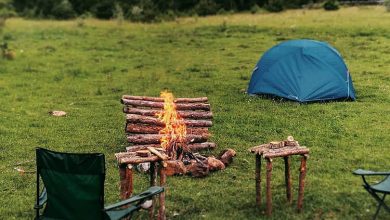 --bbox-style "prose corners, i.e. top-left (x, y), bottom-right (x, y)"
top-left (353, 169), bottom-right (390, 220)
top-left (34, 147), bottom-right (163, 220)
